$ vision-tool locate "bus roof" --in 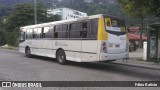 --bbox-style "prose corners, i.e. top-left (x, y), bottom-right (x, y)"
top-left (20, 14), bottom-right (123, 30)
